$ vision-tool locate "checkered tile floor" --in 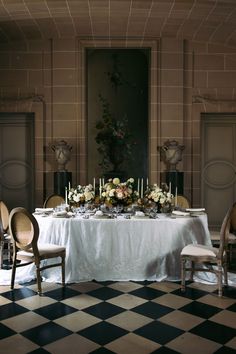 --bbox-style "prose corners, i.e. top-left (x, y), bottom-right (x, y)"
top-left (0, 278), bottom-right (236, 354)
